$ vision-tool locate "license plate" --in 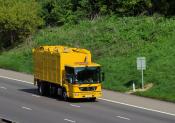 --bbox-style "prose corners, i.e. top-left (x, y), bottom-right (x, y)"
top-left (85, 95), bottom-right (92, 97)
